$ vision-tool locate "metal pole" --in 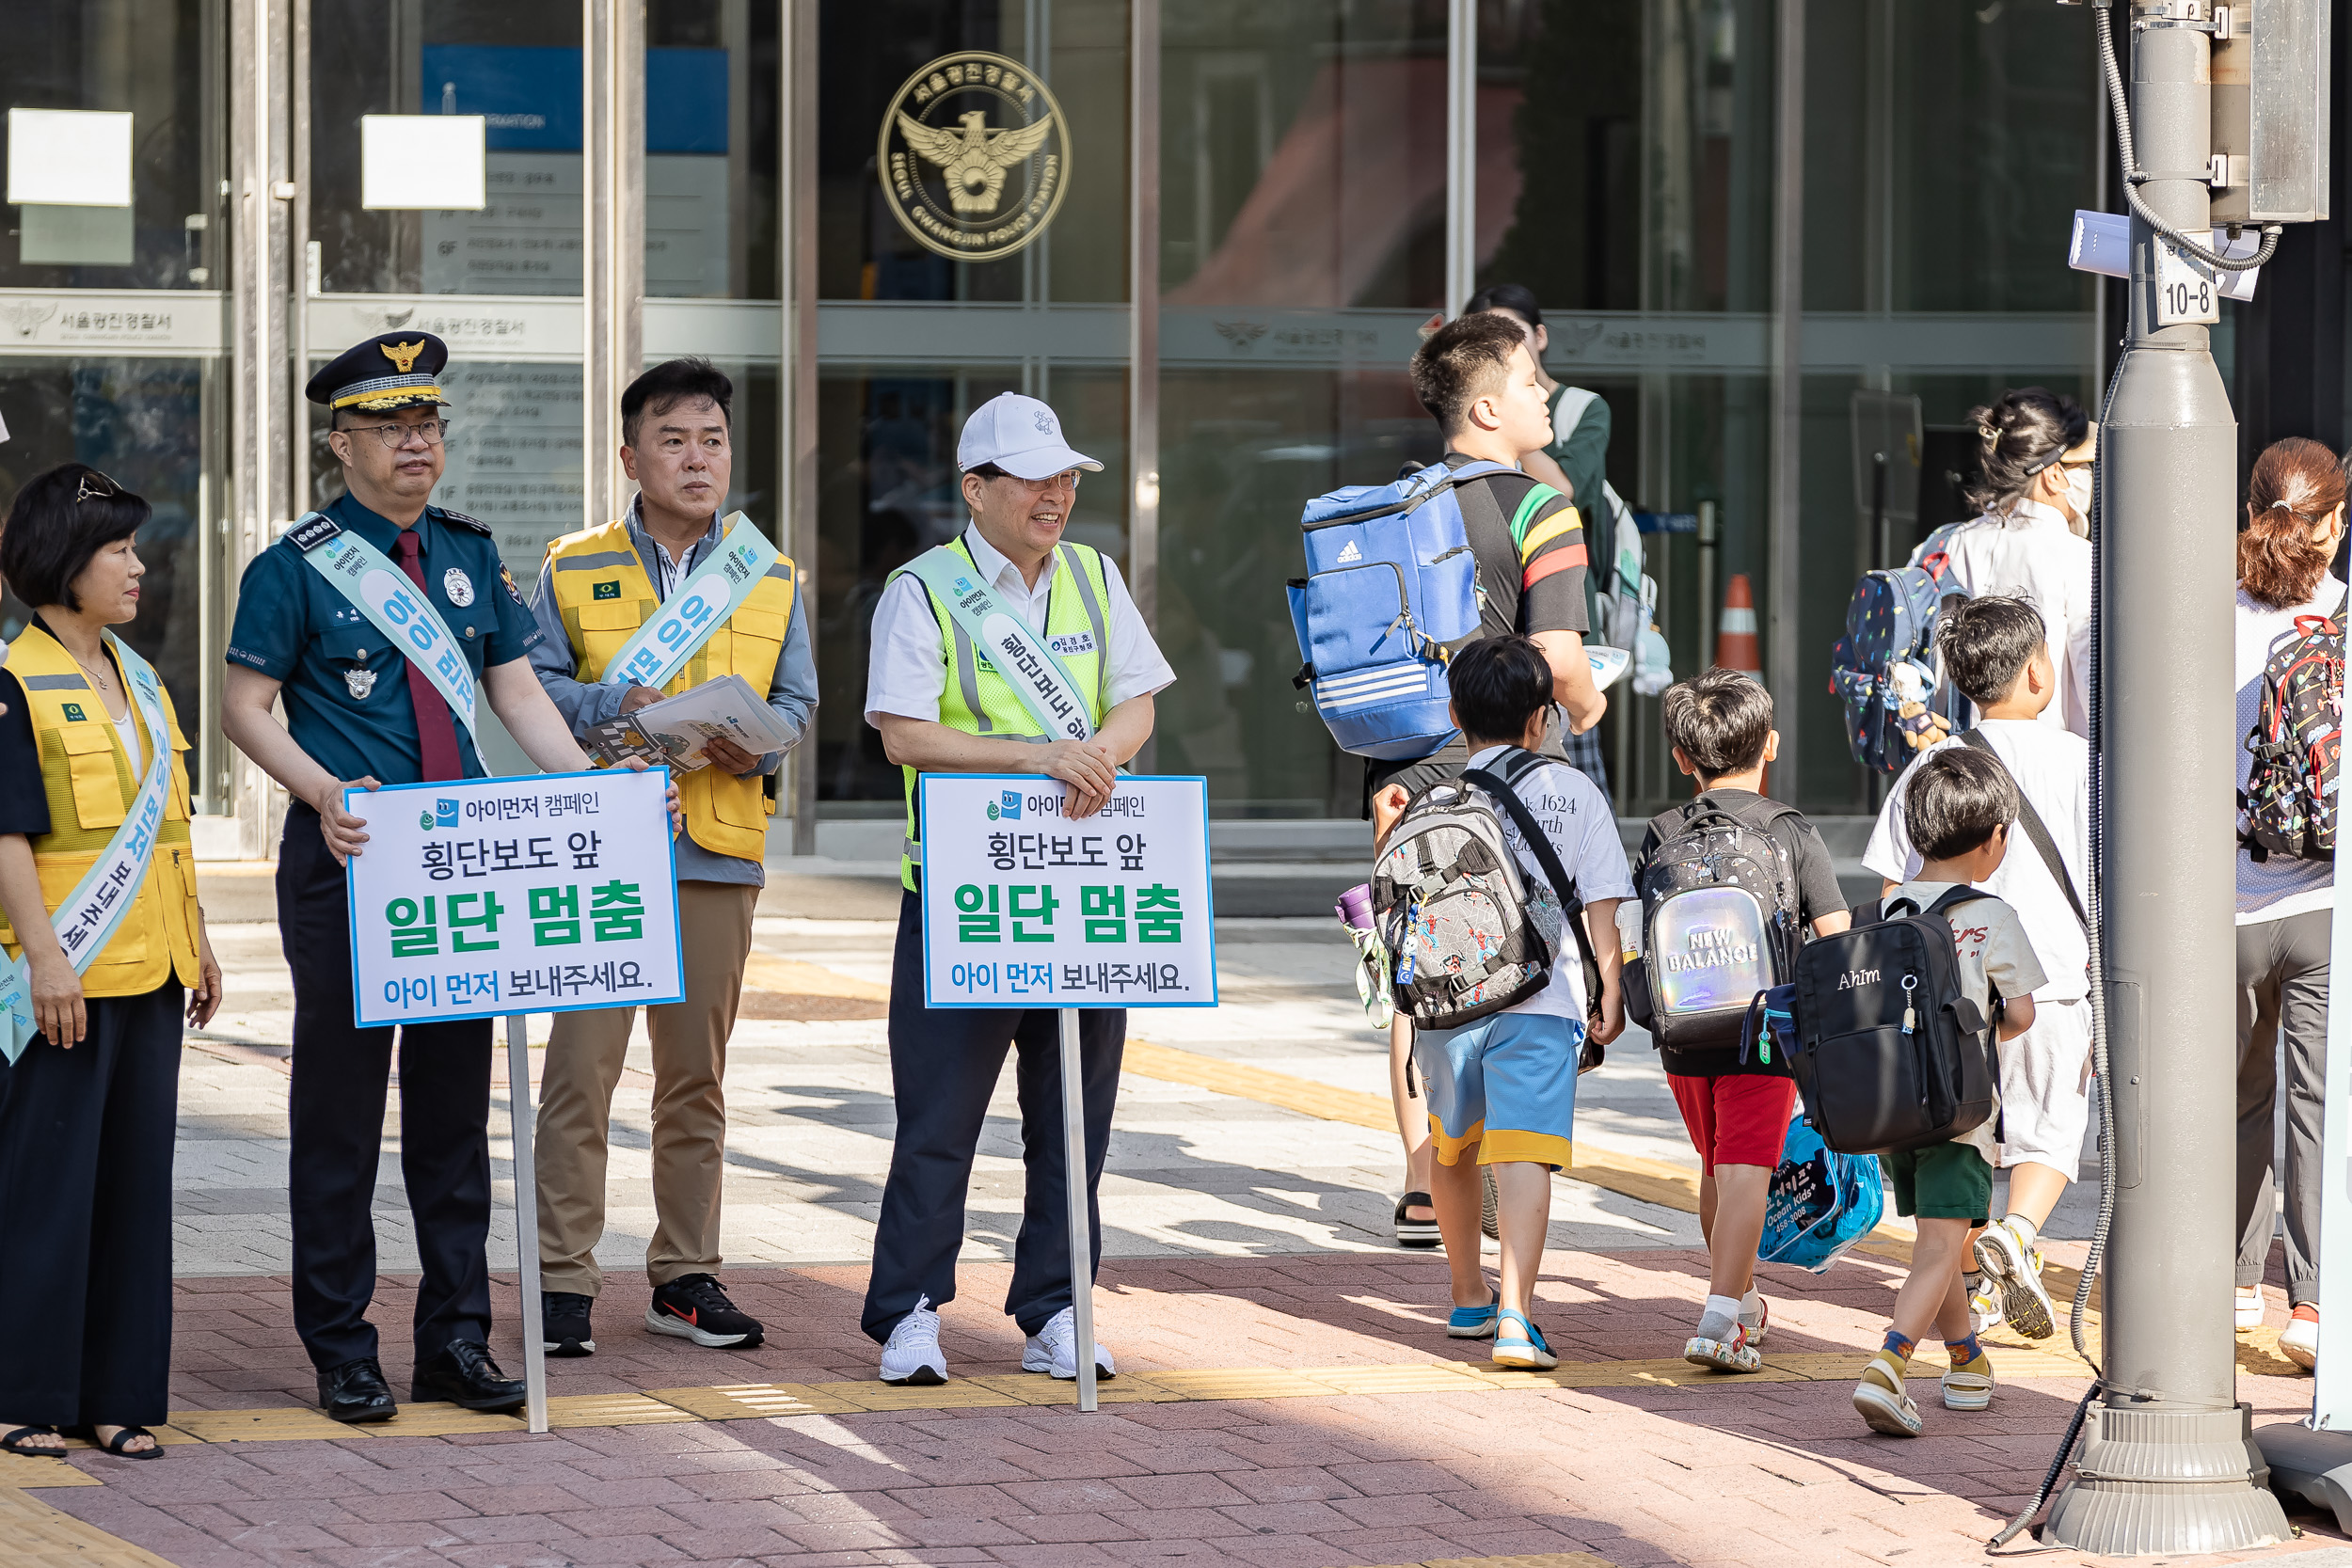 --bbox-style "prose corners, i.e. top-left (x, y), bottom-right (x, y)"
top-left (506, 1012), bottom-right (549, 1433)
top-left (1442, 0), bottom-right (1475, 316)
top-left (2042, 4), bottom-right (2287, 1551)
top-left (1058, 1007), bottom-right (1097, 1412)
